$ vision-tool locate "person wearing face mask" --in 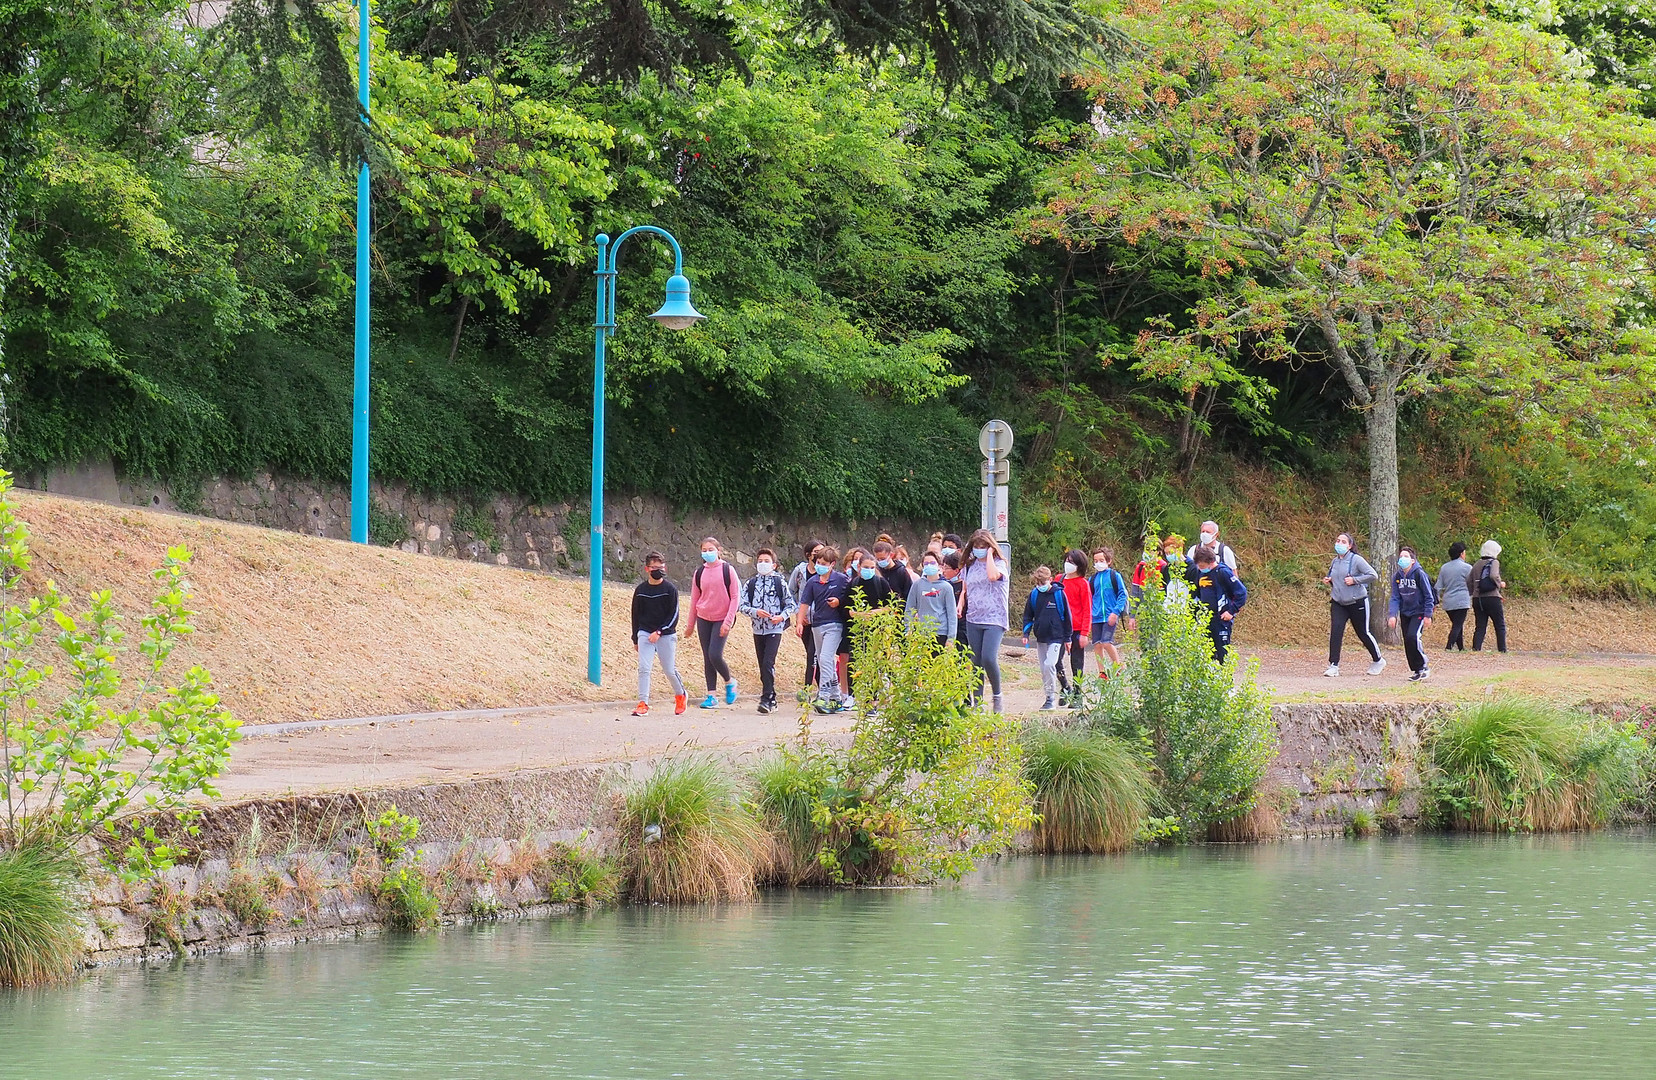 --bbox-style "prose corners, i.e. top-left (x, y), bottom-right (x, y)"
top-left (1322, 533), bottom-right (1385, 677)
top-left (1187, 520), bottom-right (1239, 575)
top-left (1129, 533), bottom-right (1179, 630)
top-left (1088, 547), bottom-right (1128, 673)
top-left (906, 551), bottom-right (958, 651)
top-left (957, 528), bottom-right (1010, 713)
top-left (1435, 542), bottom-right (1473, 651)
top-left (1021, 566), bottom-right (1074, 711)
top-left (799, 545), bottom-right (850, 713)
top-left (1387, 546), bottom-right (1436, 681)
top-left (684, 536), bottom-right (741, 709)
top-left (629, 552), bottom-right (688, 717)
top-left (1058, 550), bottom-right (1093, 700)
top-left (941, 534), bottom-right (963, 563)
top-left (1161, 536), bottom-right (1189, 602)
top-left (738, 547), bottom-right (796, 714)
top-left (874, 540), bottom-right (914, 597)
top-left (1185, 545), bottom-right (1248, 662)
top-left (789, 540), bottom-right (824, 698)
top-left (842, 553), bottom-right (897, 706)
